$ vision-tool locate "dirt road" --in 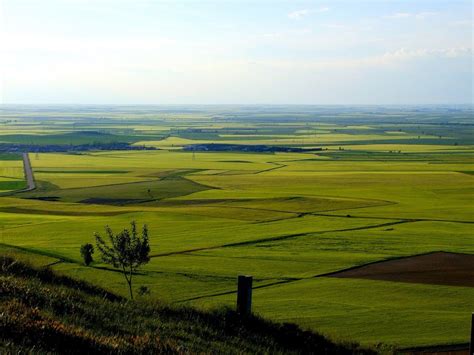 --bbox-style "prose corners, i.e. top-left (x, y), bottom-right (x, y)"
top-left (22, 152), bottom-right (36, 191)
